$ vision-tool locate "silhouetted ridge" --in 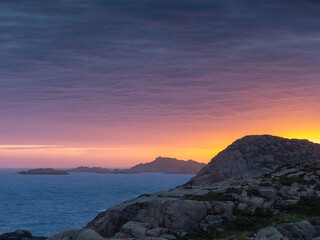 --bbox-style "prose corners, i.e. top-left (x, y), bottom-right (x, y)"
top-left (129, 157), bottom-right (205, 174)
